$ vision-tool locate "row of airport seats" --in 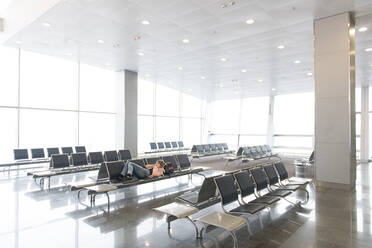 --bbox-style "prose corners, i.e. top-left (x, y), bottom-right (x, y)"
top-left (191, 143), bottom-right (233, 157)
top-left (13, 146), bottom-right (86, 161)
top-left (155, 161), bottom-right (312, 244)
top-left (149, 141), bottom-right (187, 151)
top-left (50, 149), bottom-right (132, 169)
top-left (236, 145), bottom-right (278, 160)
